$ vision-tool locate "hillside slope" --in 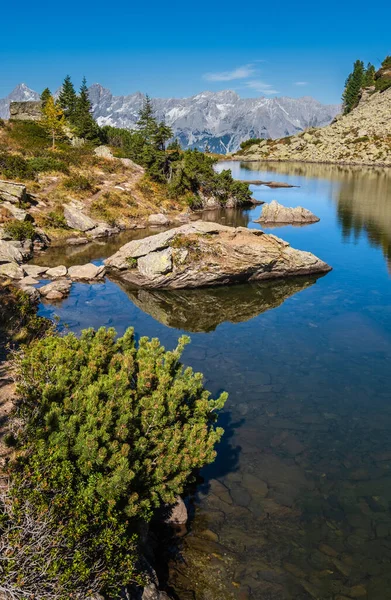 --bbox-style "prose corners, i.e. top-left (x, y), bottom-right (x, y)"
top-left (234, 87), bottom-right (391, 166)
